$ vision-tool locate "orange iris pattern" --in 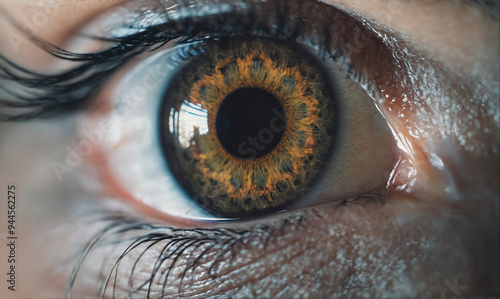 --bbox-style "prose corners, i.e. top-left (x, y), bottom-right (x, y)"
top-left (170, 39), bottom-right (334, 216)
